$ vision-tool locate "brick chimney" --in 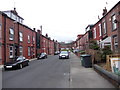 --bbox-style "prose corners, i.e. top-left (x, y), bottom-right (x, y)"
top-left (11, 8), bottom-right (18, 15)
top-left (45, 33), bottom-right (48, 37)
top-left (102, 7), bottom-right (107, 16)
top-left (37, 30), bottom-right (42, 34)
top-left (33, 28), bottom-right (36, 31)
